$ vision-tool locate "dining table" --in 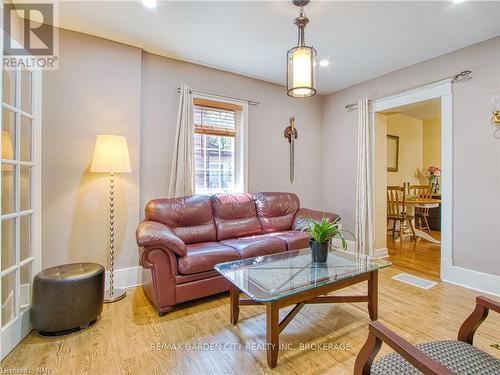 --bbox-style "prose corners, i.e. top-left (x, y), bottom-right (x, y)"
top-left (396, 197), bottom-right (441, 244)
